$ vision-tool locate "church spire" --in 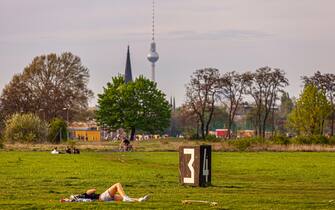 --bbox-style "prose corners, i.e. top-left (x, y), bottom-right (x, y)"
top-left (124, 46), bottom-right (133, 83)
